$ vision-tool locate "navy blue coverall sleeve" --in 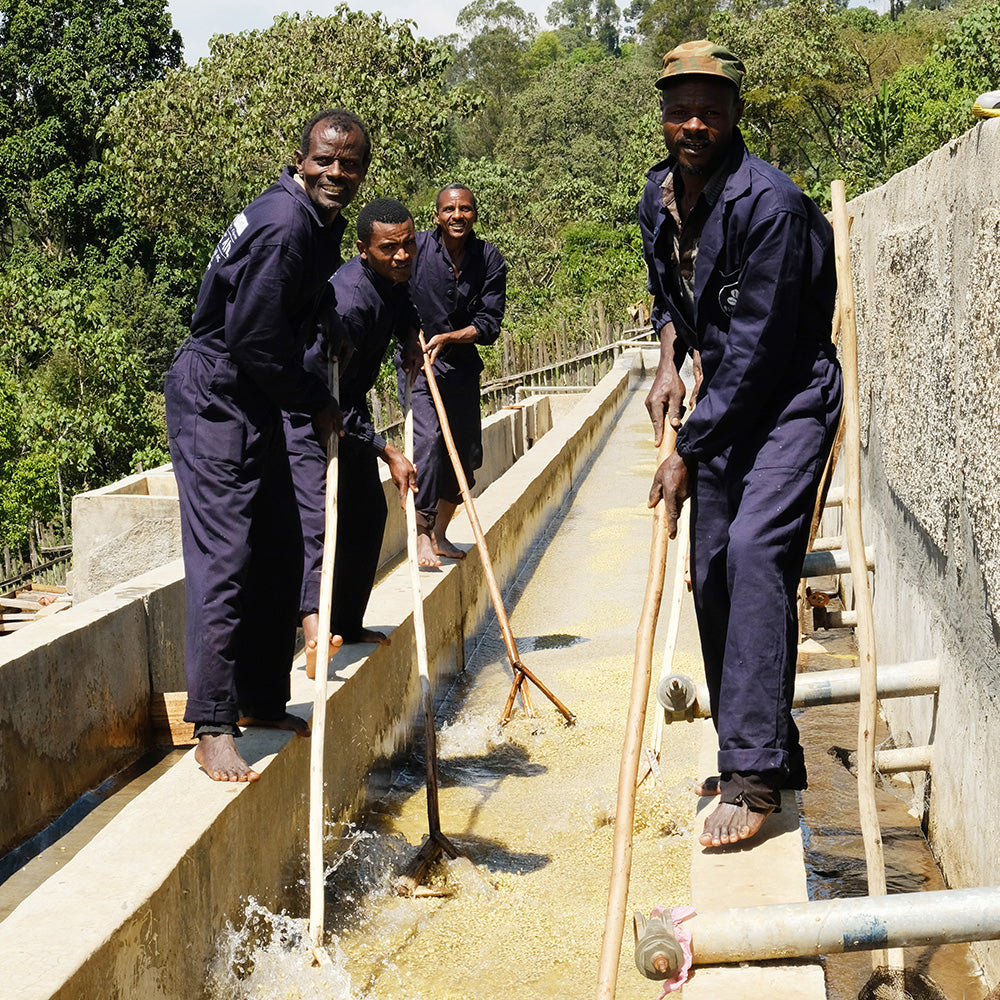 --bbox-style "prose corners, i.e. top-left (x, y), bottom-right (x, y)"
top-left (469, 246), bottom-right (506, 345)
top-left (224, 241), bottom-right (332, 416)
top-left (675, 207), bottom-right (813, 463)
